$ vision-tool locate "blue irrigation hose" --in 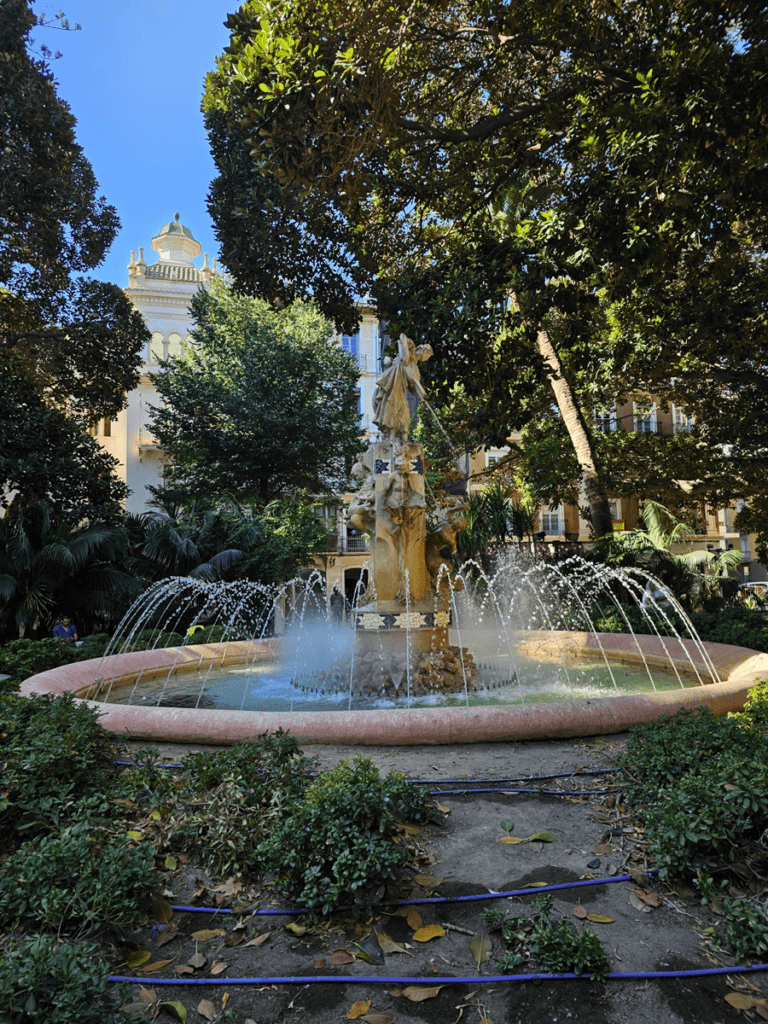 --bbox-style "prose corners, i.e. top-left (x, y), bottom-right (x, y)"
top-left (110, 963), bottom-right (768, 986)
top-left (113, 761), bottom-right (616, 786)
top-left (428, 787), bottom-right (614, 795)
top-left (169, 869), bottom-right (663, 917)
